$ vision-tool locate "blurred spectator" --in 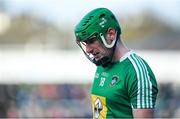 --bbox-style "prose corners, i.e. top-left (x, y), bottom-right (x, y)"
top-left (0, 85), bottom-right (17, 117)
top-left (156, 83), bottom-right (180, 118)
